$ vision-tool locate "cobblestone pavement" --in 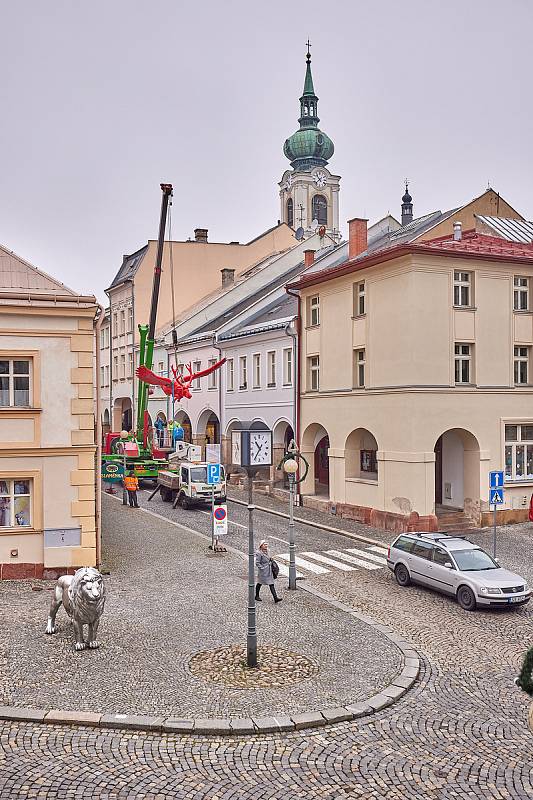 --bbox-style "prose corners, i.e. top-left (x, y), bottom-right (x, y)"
top-left (1, 494), bottom-right (532, 798)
